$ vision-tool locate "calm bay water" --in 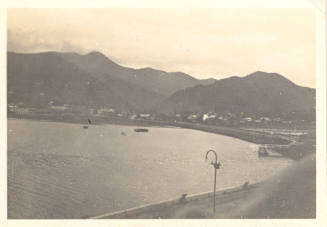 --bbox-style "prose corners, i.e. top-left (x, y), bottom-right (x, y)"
top-left (8, 119), bottom-right (293, 218)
